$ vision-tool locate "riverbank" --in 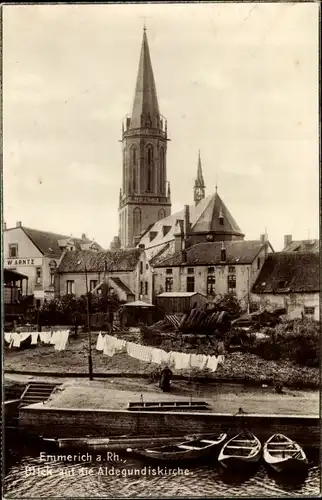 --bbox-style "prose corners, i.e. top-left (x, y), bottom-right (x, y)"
top-left (5, 373), bottom-right (319, 416)
top-left (4, 332), bottom-right (319, 389)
